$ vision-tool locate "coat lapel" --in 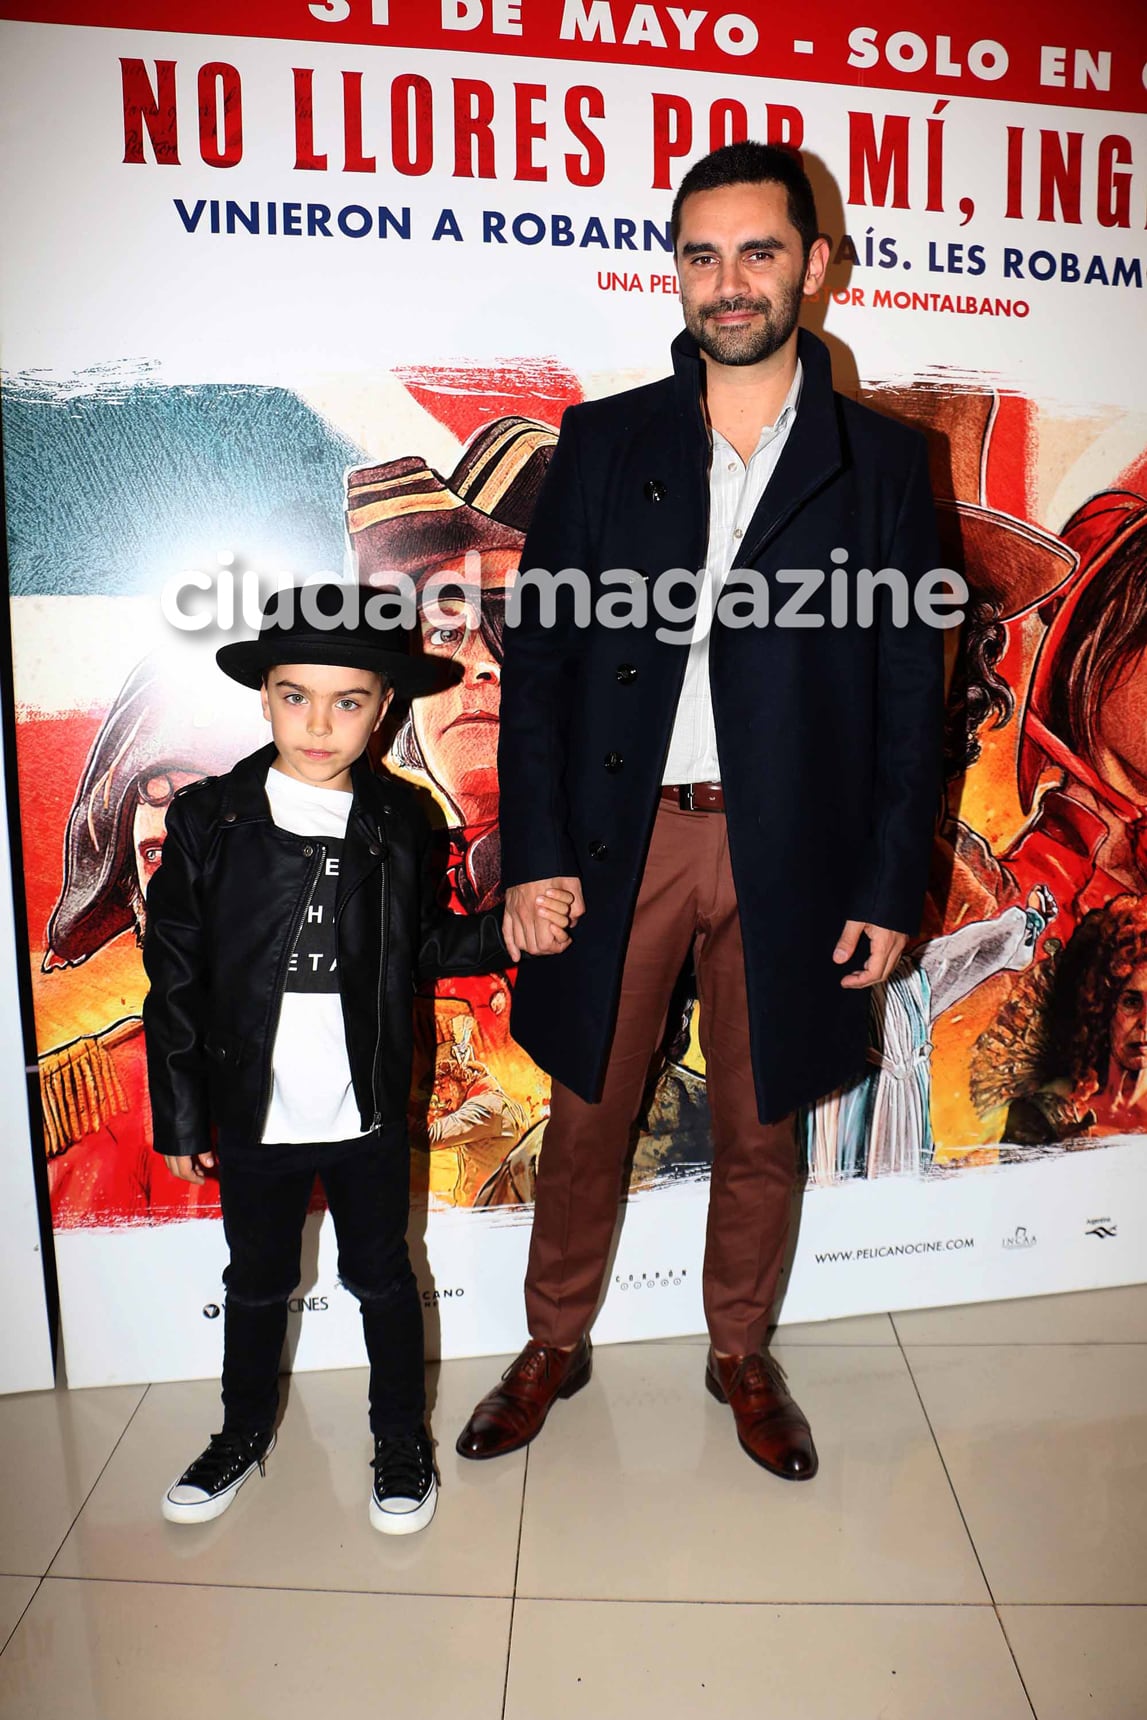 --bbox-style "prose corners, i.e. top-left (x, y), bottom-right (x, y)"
top-left (334, 753), bottom-right (389, 918)
top-left (737, 329), bottom-right (843, 565)
top-left (218, 743), bottom-right (280, 822)
top-left (669, 330), bottom-right (715, 572)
